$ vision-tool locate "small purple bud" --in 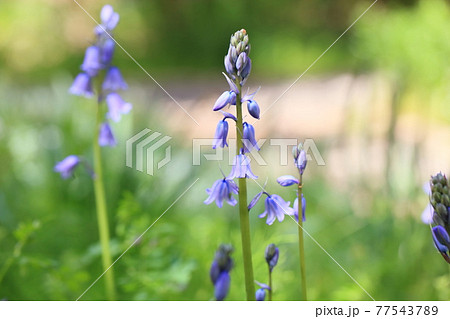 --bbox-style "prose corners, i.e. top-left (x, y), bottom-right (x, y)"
top-left (247, 100), bottom-right (260, 119)
top-left (213, 120), bottom-right (229, 149)
top-left (54, 155), bottom-right (80, 179)
top-left (213, 91), bottom-right (232, 111)
top-left (432, 225), bottom-right (450, 254)
top-left (236, 52), bottom-right (247, 73)
top-left (255, 288), bottom-right (266, 301)
top-left (69, 73), bottom-right (94, 98)
top-left (277, 175), bottom-right (299, 187)
top-left (241, 56), bottom-right (252, 80)
top-left (293, 194), bottom-right (306, 222)
top-left (98, 123), bottom-right (117, 147)
top-left (81, 46), bottom-right (102, 77)
top-left (214, 272), bottom-right (230, 301)
top-left (102, 66), bottom-right (128, 92)
top-left (224, 53), bottom-right (234, 75)
top-left (242, 122), bottom-right (259, 153)
top-left (106, 93), bottom-right (132, 122)
top-left (293, 145), bottom-right (307, 175)
top-left (265, 243), bottom-right (279, 272)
